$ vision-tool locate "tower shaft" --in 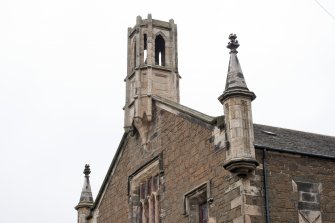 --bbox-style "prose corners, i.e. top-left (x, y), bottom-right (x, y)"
top-left (124, 14), bottom-right (180, 149)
